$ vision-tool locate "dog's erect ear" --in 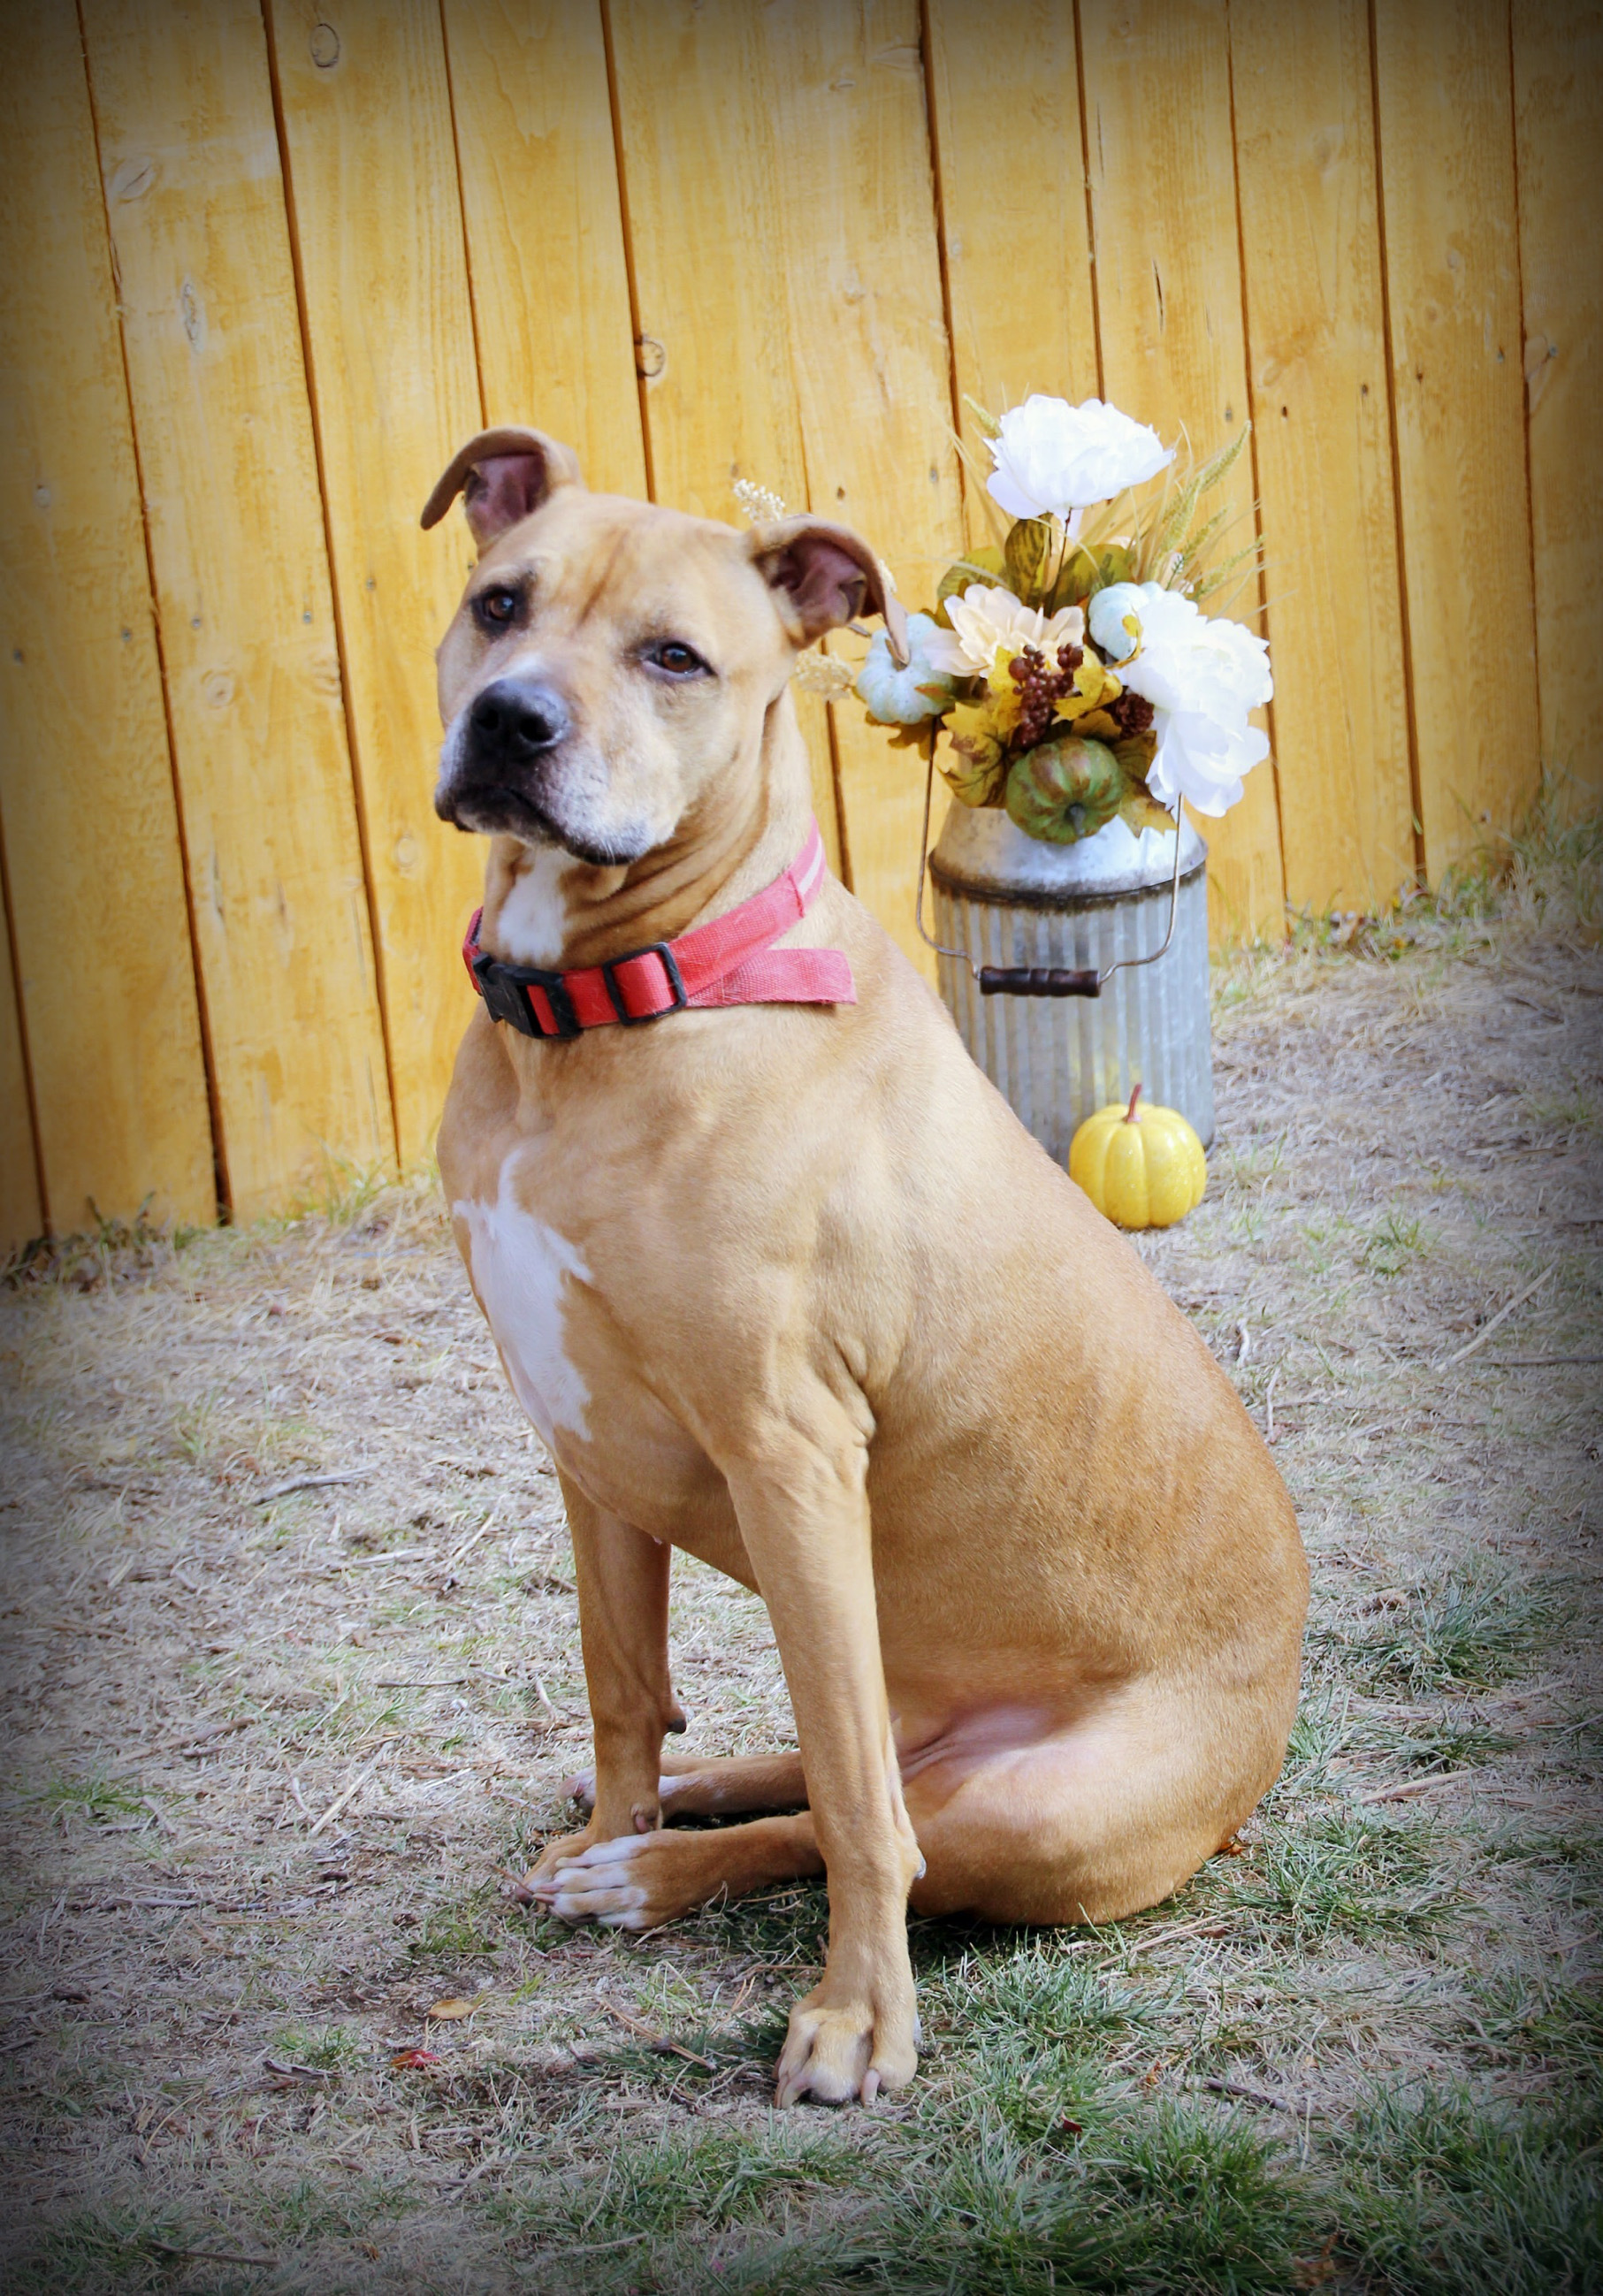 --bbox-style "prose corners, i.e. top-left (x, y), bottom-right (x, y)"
top-left (751, 518), bottom-right (910, 667)
top-left (420, 427), bottom-right (584, 548)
